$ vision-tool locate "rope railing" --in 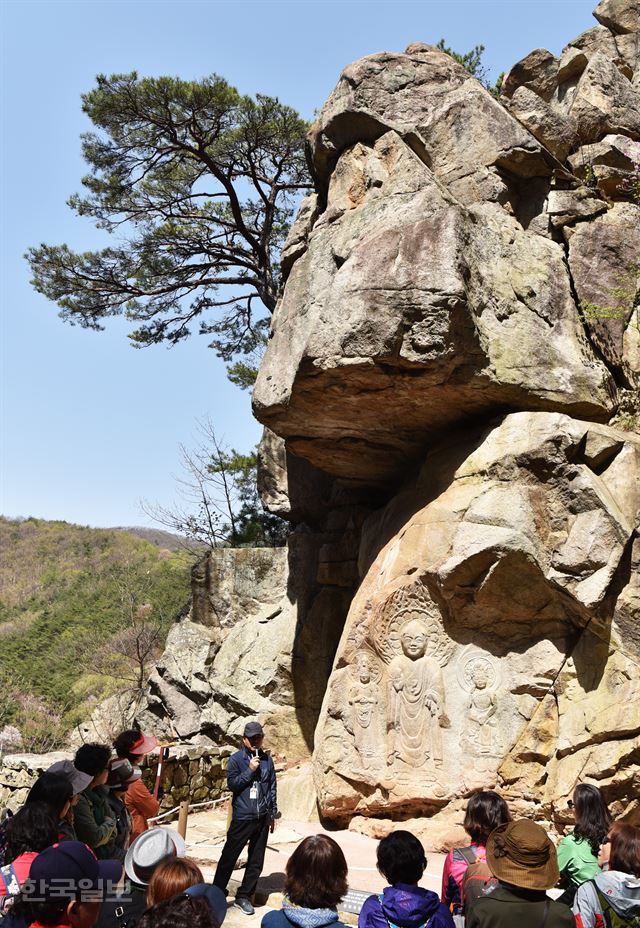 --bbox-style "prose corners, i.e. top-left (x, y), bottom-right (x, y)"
top-left (148, 795), bottom-right (227, 824)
